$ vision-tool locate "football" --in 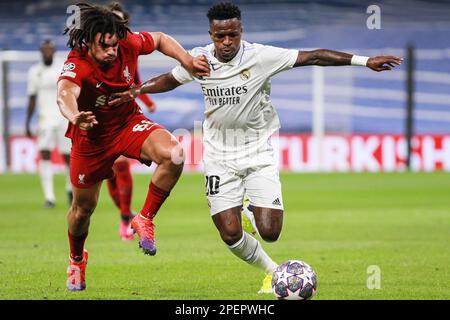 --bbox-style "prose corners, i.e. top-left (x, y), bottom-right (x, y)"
top-left (272, 260), bottom-right (317, 300)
